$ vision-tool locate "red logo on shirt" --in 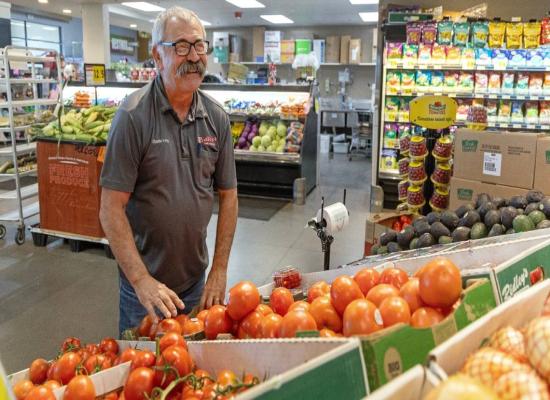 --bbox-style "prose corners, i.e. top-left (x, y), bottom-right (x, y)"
top-left (198, 136), bottom-right (217, 146)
